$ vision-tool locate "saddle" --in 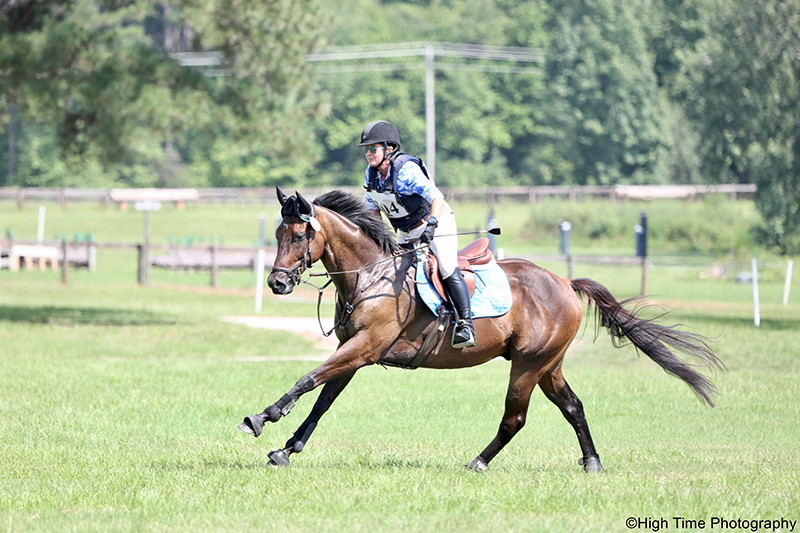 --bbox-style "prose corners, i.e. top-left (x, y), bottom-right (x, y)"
top-left (425, 238), bottom-right (494, 302)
